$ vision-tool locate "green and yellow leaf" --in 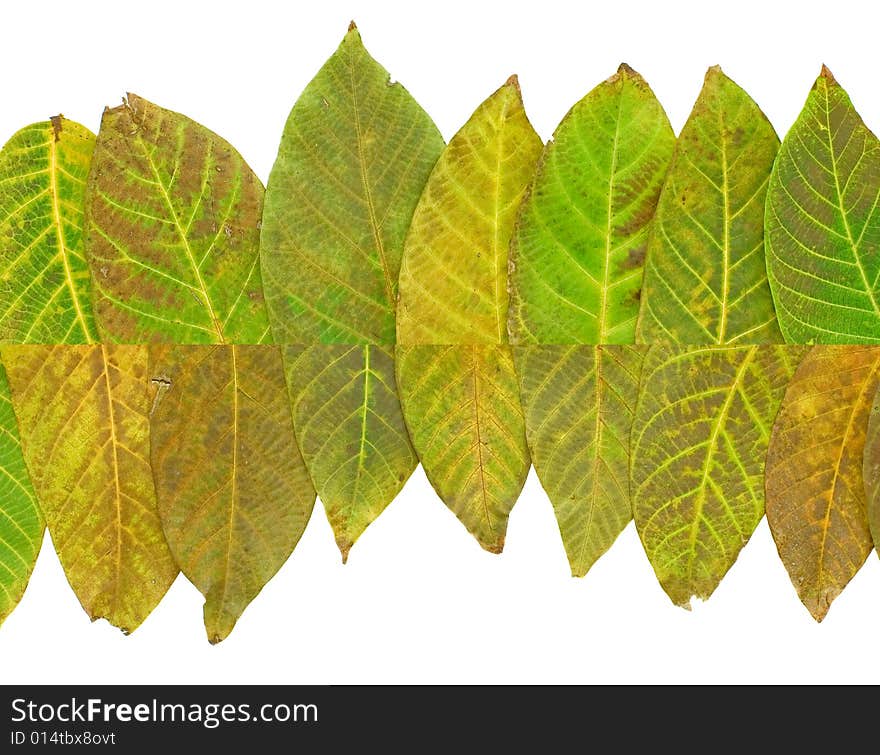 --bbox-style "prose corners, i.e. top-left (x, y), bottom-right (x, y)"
top-left (508, 65), bottom-right (674, 345)
top-left (0, 118), bottom-right (97, 343)
top-left (631, 345), bottom-right (802, 606)
top-left (260, 24), bottom-right (444, 344)
top-left (84, 94), bottom-right (269, 344)
top-left (0, 358), bottom-right (43, 627)
top-left (638, 67), bottom-right (781, 344)
top-left (396, 345), bottom-right (529, 553)
top-left (766, 67), bottom-right (880, 343)
top-left (766, 346), bottom-right (879, 621)
top-left (2, 345), bottom-right (177, 633)
top-left (282, 345), bottom-right (416, 561)
top-left (149, 345), bottom-right (315, 643)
